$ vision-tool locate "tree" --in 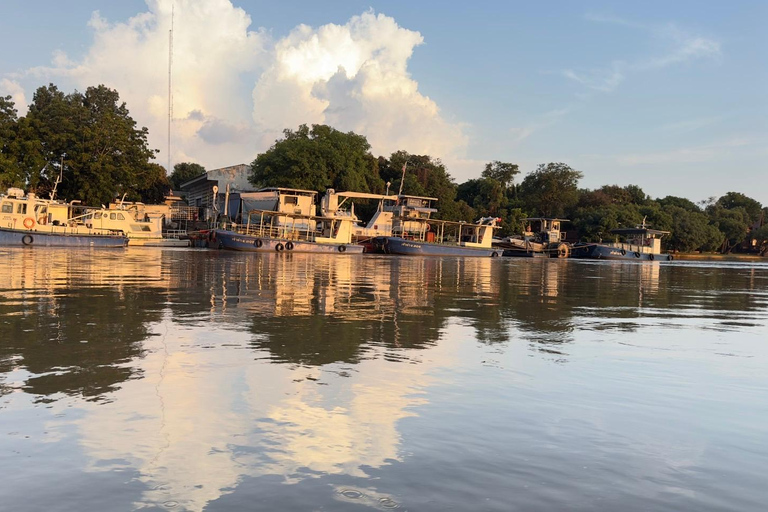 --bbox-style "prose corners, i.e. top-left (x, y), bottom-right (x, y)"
top-left (250, 124), bottom-right (384, 194)
top-left (133, 163), bottom-right (171, 204)
top-left (481, 161), bottom-right (519, 190)
top-left (519, 162), bottom-right (583, 218)
top-left (170, 162), bottom-right (205, 189)
top-left (0, 95), bottom-right (20, 188)
top-left (707, 205), bottom-right (750, 253)
top-left (6, 84), bottom-right (159, 205)
top-left (716, 192), bottom-right (763, 224)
